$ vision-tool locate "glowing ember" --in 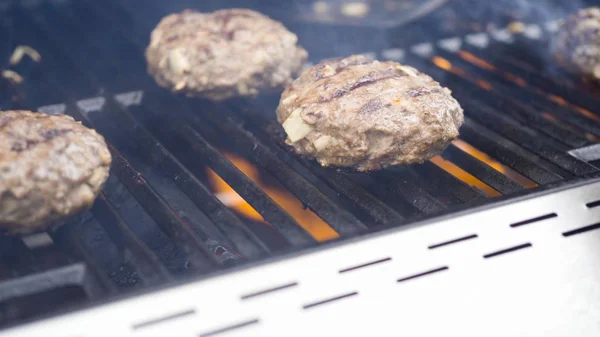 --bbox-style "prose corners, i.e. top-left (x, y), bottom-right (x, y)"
top-left (458, 51), bottom-right (496, 72)
top-left (432, 56), bottom-right (492, 91)
top-left (548, 94), bottom-right (567, 106)
top-left (458, 50), bottom-right (528, 88)
top-left (540, 113), bottom-right (600, 143)
top-left (452, 140), bottom-right (537, 188)
top-left (430, 156), bottom-right (500, 197)
top-left (206, 168), bottom-right (264, 223)
top-left (504, 73), bottom-right (527, 87)
top-left (540, 112), bottom-right (560, 123)
top-left (586, 134), bottom-right (600, 142)
top-left (545, 95), bottom-right (600, 122)
top-left (432, 56), bottom-right (452, 71)
top-left (206, 153), bottom-right (339, 242)
top-left (574, 106), bottom-right (600, 122)
top-left (477, 80), bottom-right (494, 91)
